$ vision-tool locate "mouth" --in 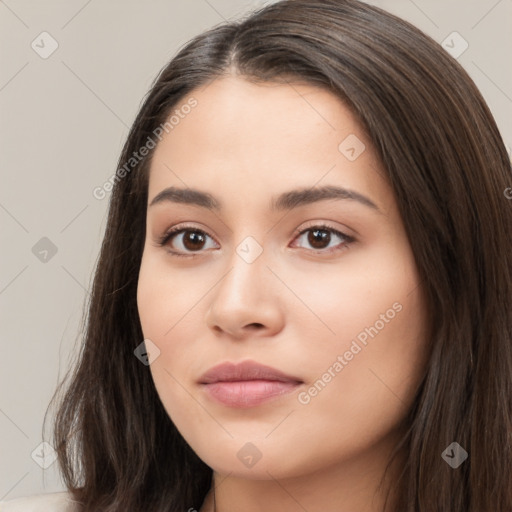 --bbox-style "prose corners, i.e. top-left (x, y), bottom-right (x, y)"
top-left (198, 360), bottom-right (304, 408)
